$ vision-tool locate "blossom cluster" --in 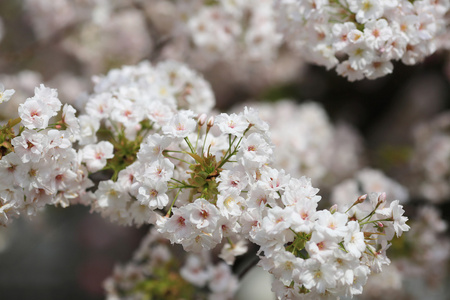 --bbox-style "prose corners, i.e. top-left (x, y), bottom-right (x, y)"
top-left (331, 170), bottom-right (450, 299)
top-left (0, 60), bottom-right (214, 227)
top-left (0, 59), bottom-right (411, 299)
top-left (234, 100), bottom-right (363, 187)
top-left (275, 0), bottom-right (450, 80)
top-left (78, 60), bottom-right (215, 225)
top-left (0, 84), bottom-right (92, 226)
top-left (245, 180), bottom-right (408, 298)
top-left (115, 106), bottom-right (407, 298)
top-left (168, 0), bottom-right (283, 67)
top-left (104, 228), bottom-right (239, 300)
